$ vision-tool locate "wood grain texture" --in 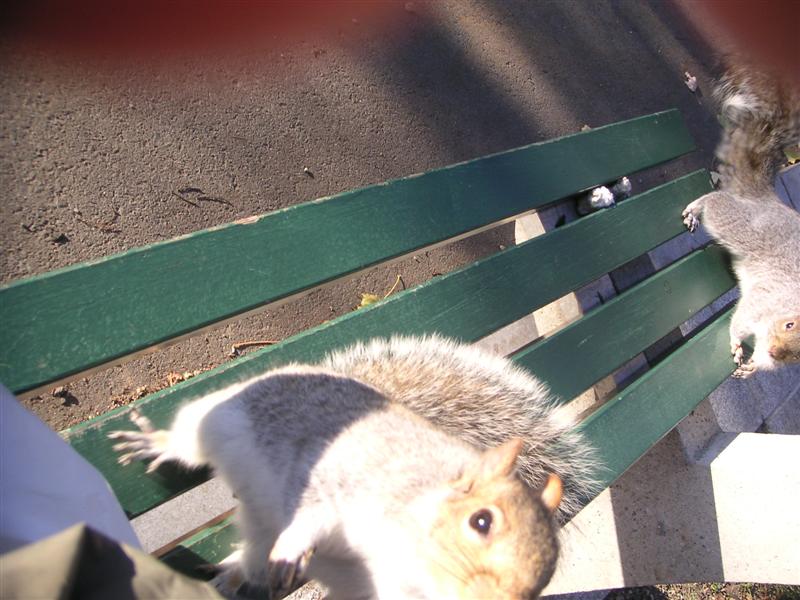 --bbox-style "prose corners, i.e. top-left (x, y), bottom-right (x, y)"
top-left (66, 171), bottom-right (713, 519)
top-left (0, 111), bottom-right (694, 395)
